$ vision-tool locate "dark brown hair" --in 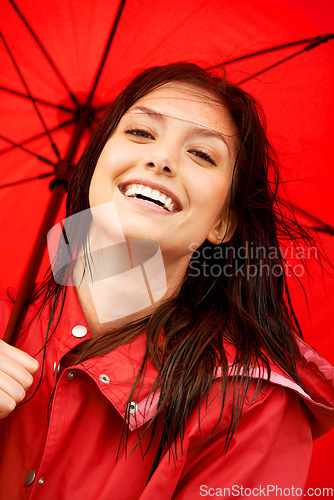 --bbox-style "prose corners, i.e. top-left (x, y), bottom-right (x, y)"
top-left (33, 62), bottom-right (316, 459)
